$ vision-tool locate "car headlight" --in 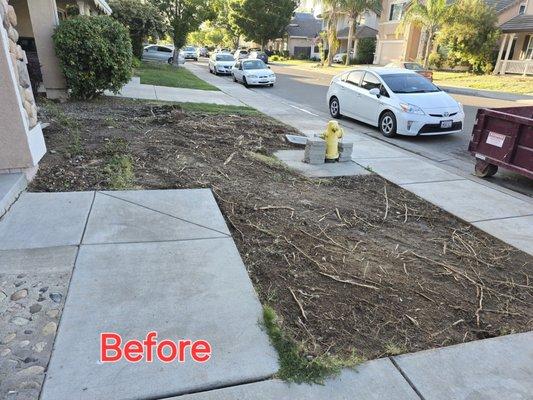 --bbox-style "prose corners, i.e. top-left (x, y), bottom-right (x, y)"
top-left (400, 103), bottom-right (425, 115)
top-left (248, 74), bottom-right (258, 78)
